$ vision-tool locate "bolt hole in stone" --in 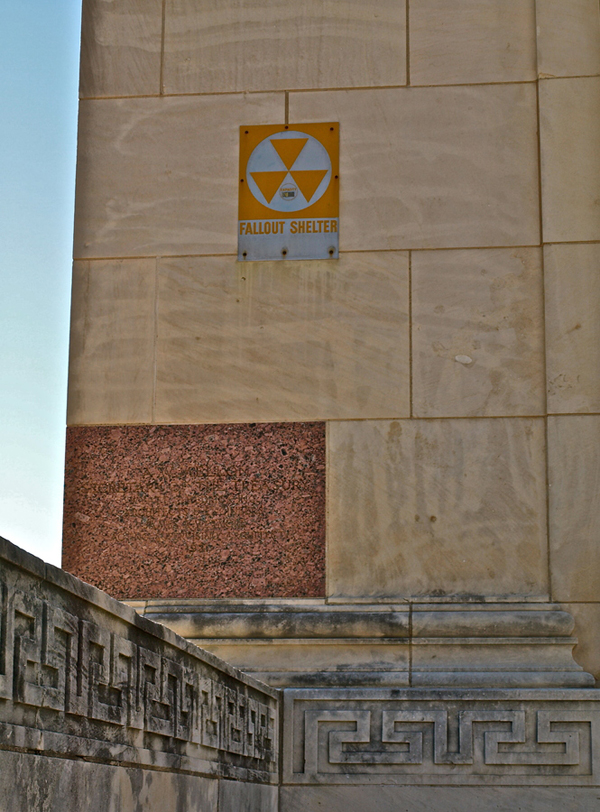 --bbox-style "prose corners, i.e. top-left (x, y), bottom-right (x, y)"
top-left (242, 252), bottom-right (247, 258)
top-left (329, 248), bottom-right (334, 256)
top-left (430, 516), bottom-right (437, 522)
top-left (282, 249), bottom-right (288, 256)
